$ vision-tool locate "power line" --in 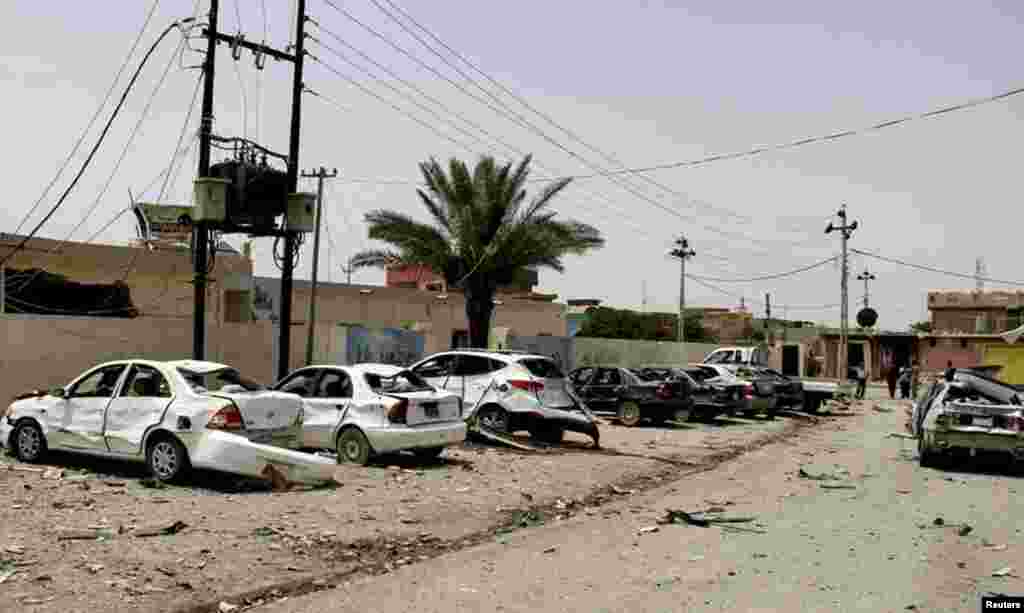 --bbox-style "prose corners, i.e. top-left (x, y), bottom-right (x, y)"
top-left (1, 18), bottom-right (194, 269)
top-left (322, 0), bottom-right (815, 255)
top-left (12, 0), bottom-right (163, 236)
top-left (687, 256), bottom-right (837, 283)
top-left (851, 248), bottom-right (1024, 287)
top-left (685, 273), bottom-right (844, 312)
